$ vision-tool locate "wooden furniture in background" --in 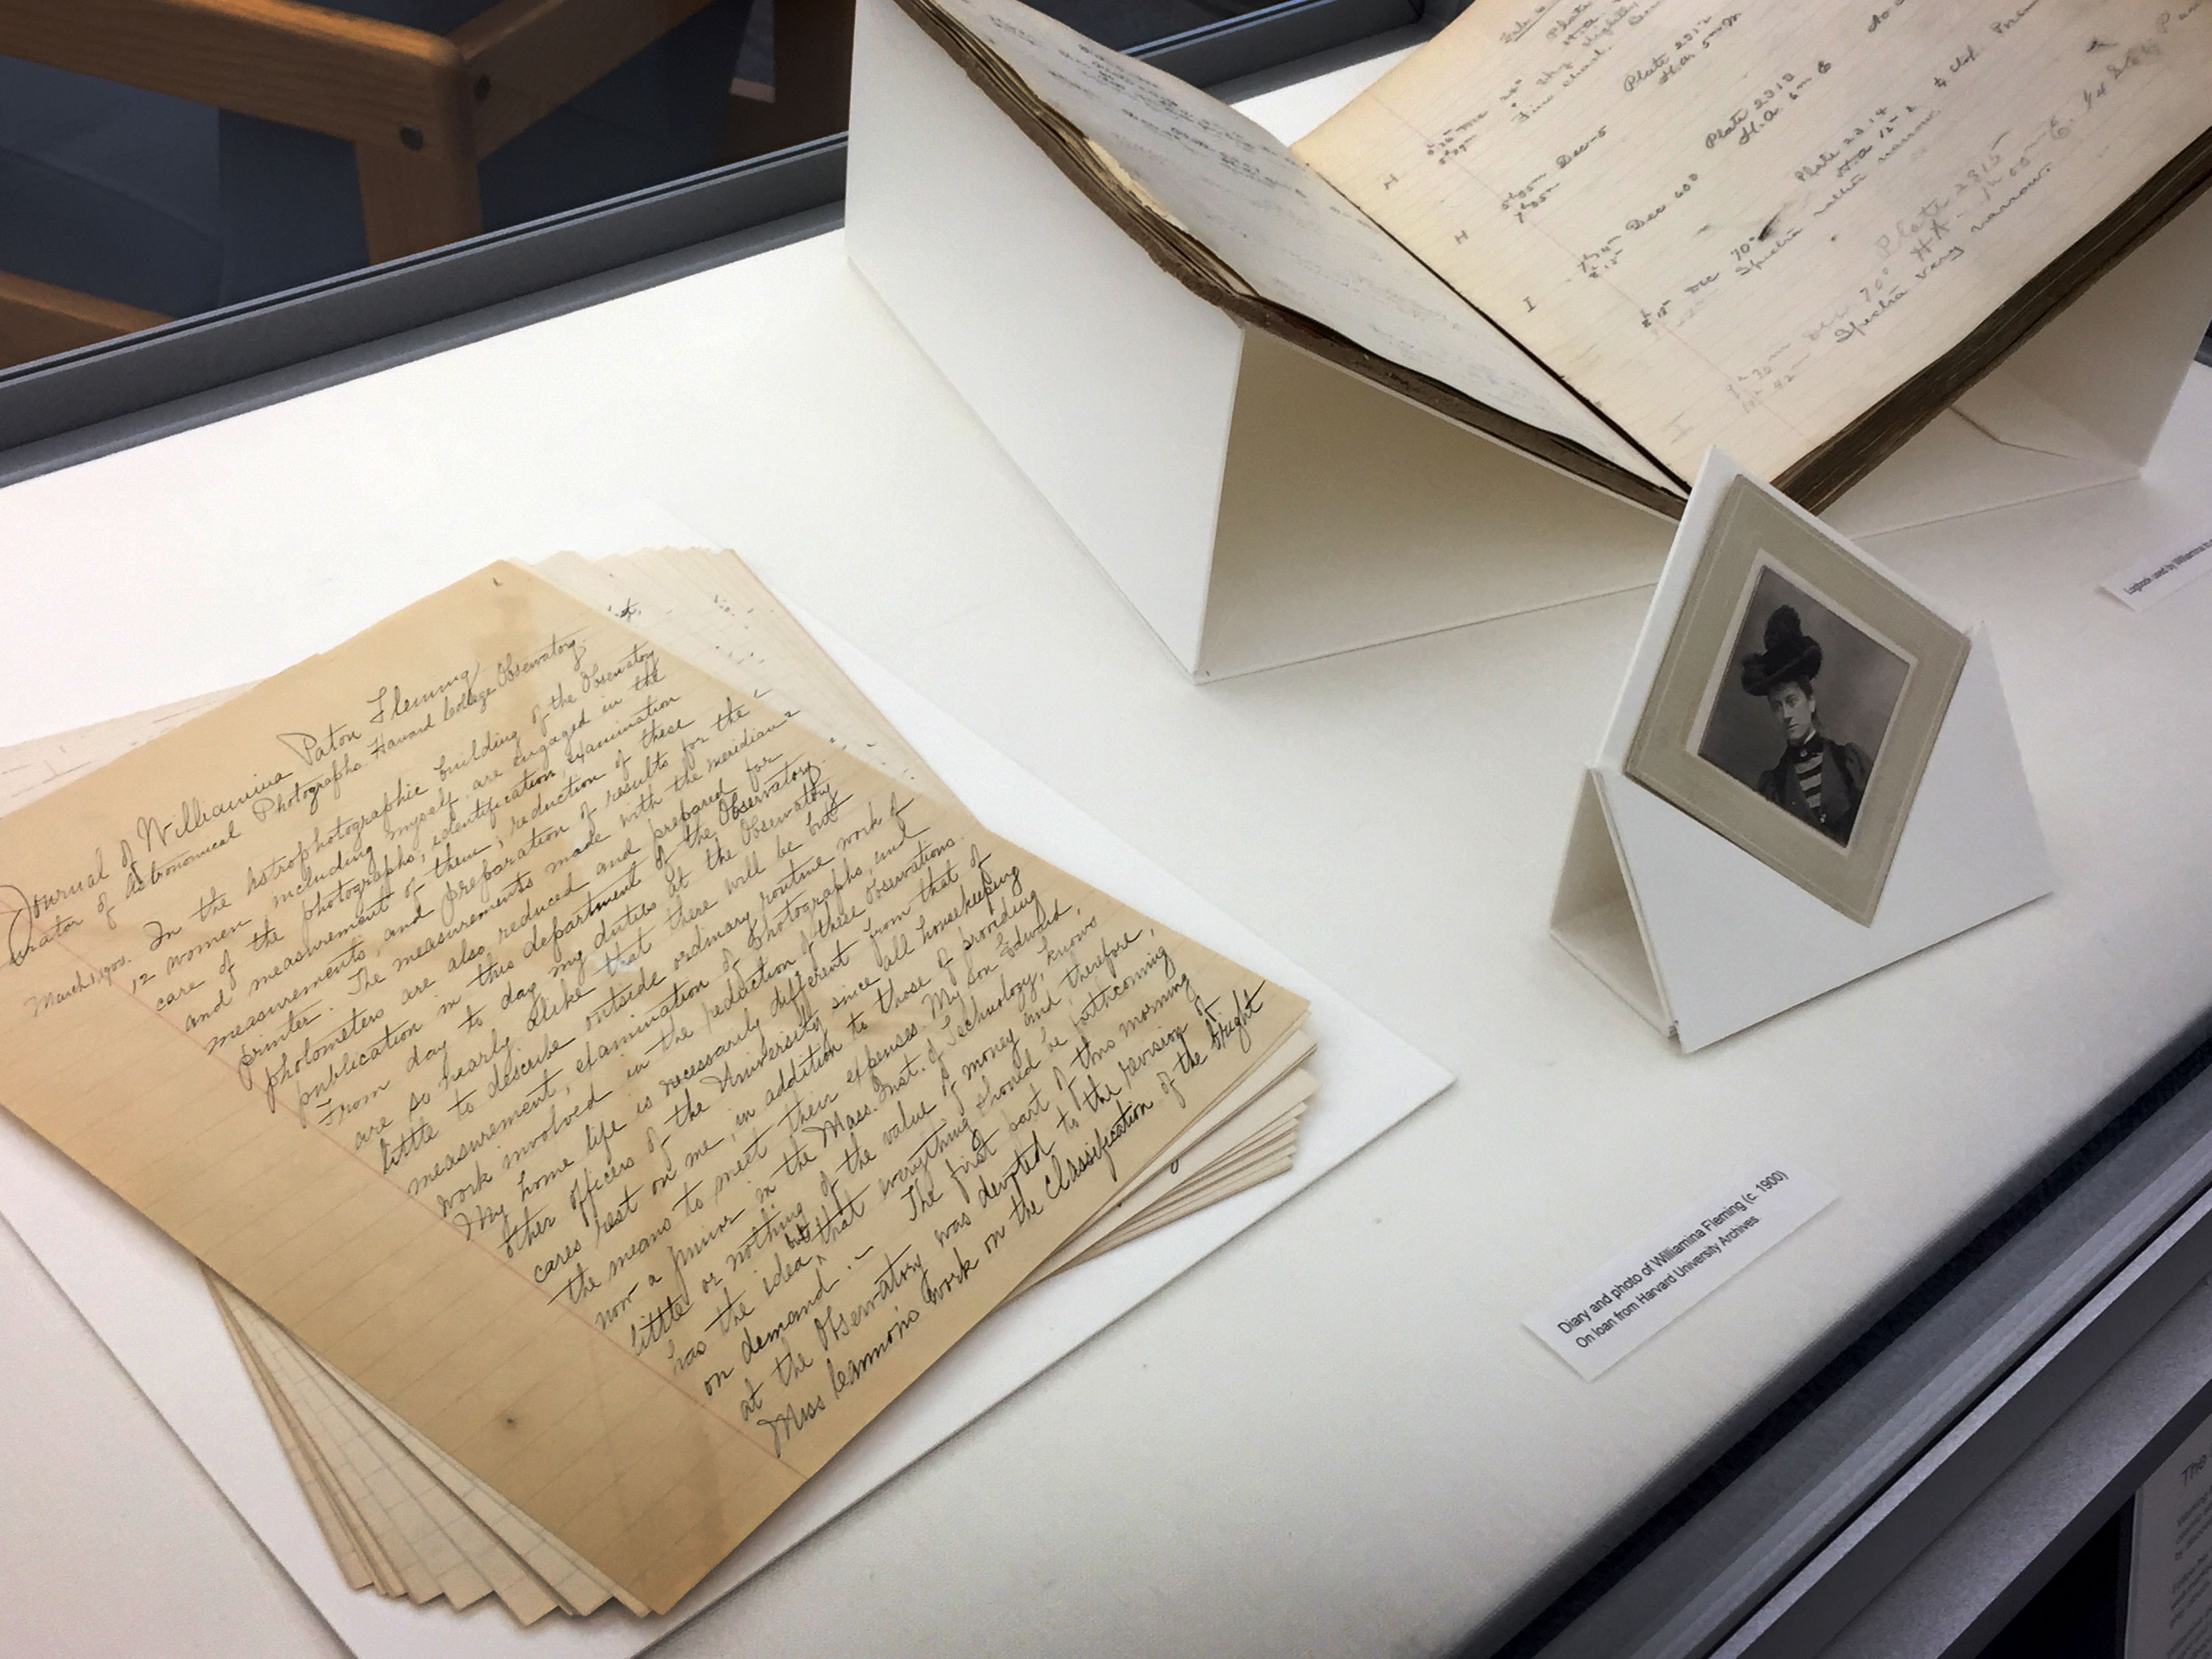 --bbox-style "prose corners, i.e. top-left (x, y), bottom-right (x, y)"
top-left (0, 271), bottom-right (169, 368)
top-left (0, 0), bottom-right (722, 367)
top-left (720, 0), bottom-right (854, 161)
